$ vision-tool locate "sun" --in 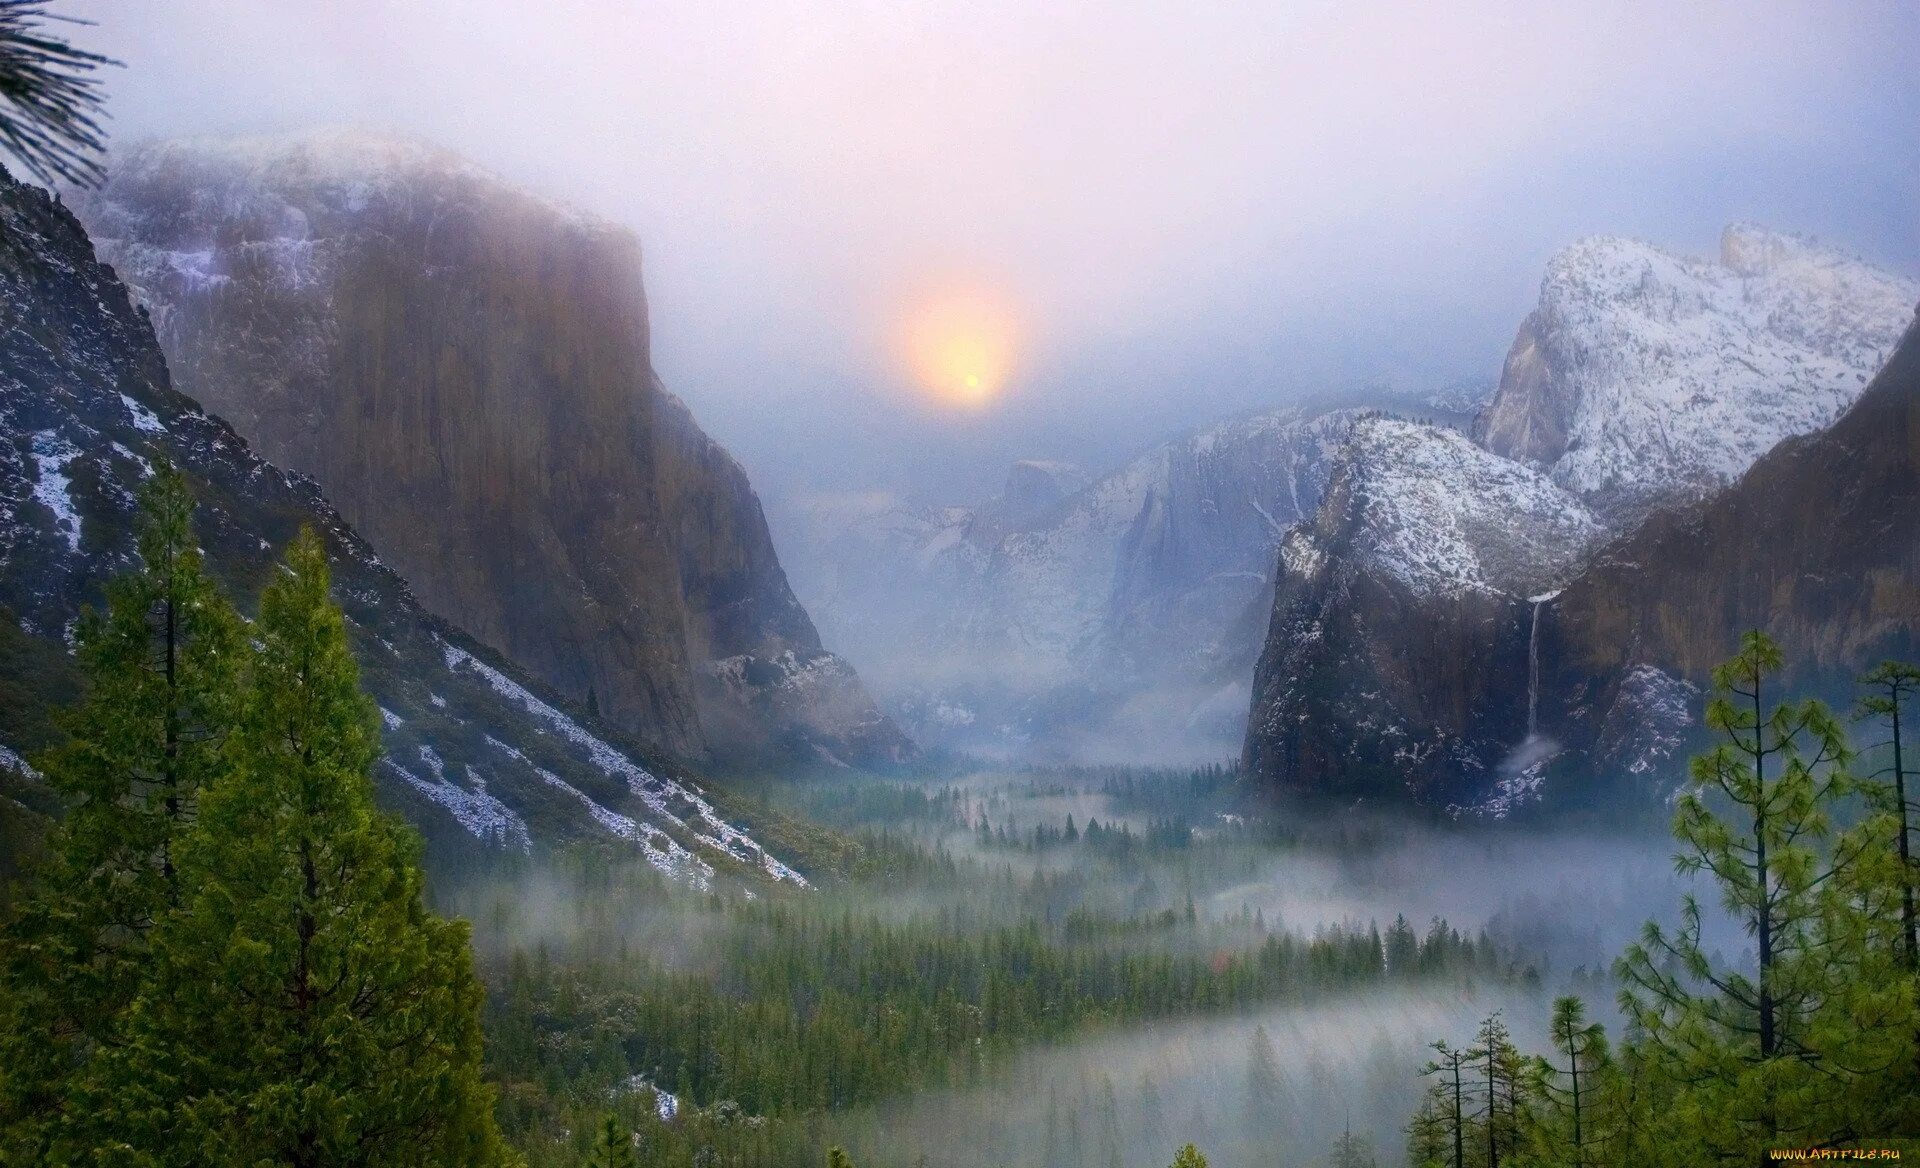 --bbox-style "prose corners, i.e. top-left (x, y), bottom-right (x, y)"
top-left (898, 289), bottom-right (1020, 409)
